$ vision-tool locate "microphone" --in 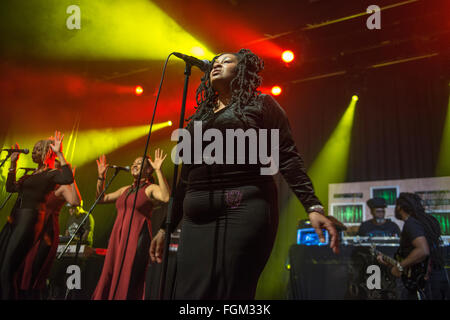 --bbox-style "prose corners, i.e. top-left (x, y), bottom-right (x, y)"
top-left (173, 52), bottom-right (210, 72)
top-left (110, 165), bottom-right (130, 172)
top-left (2, 148), bottom-right (29, 154)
